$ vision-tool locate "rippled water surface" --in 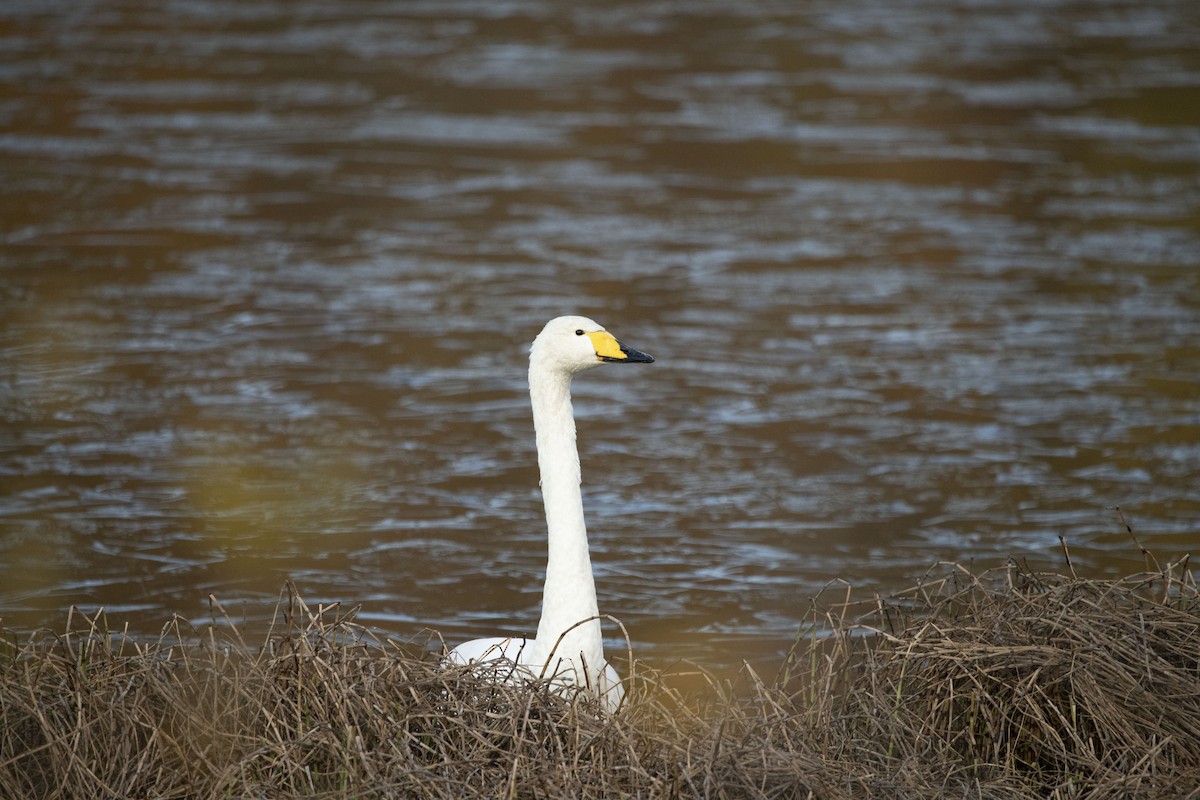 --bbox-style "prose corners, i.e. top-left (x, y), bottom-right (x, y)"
top-left (2, 0), bottom-right (1198, 671)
